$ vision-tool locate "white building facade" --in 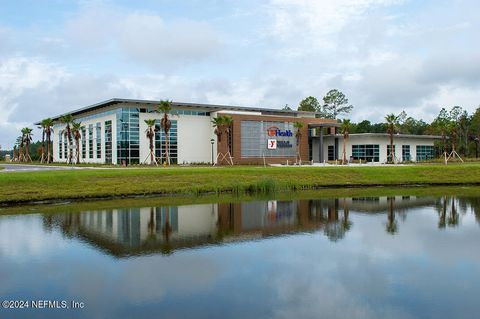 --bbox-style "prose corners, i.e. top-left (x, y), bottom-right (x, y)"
top-left (312, 133), bottom-right (440, 163)
top-left (47, 98), bottom-right (441, 165)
